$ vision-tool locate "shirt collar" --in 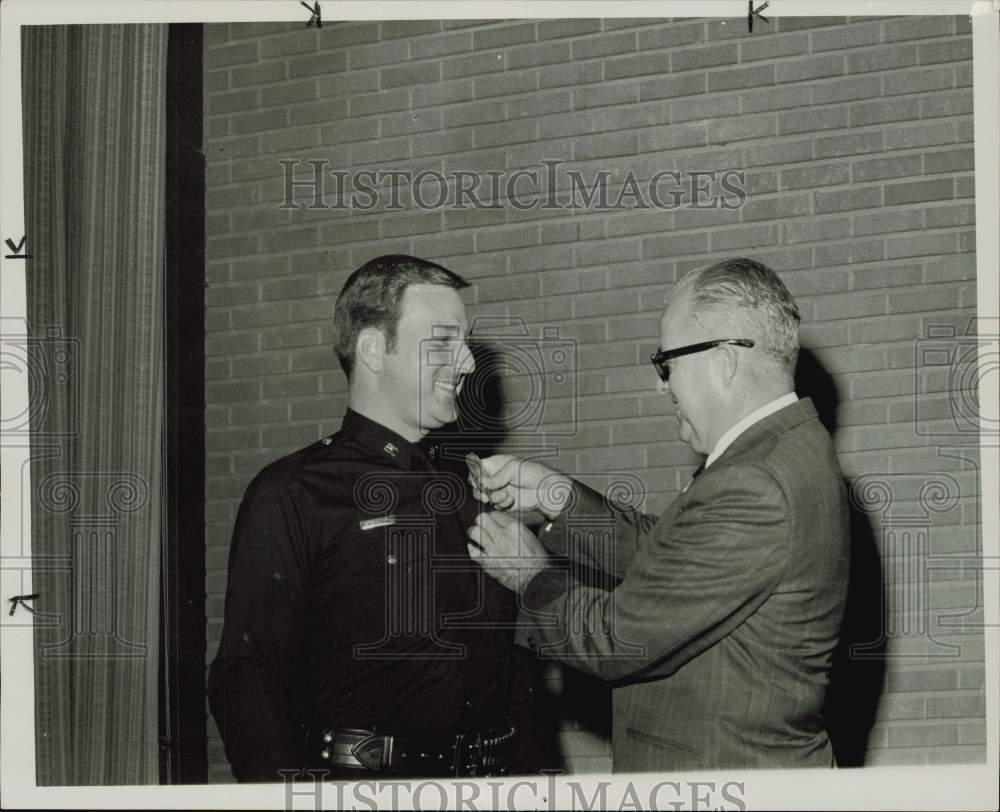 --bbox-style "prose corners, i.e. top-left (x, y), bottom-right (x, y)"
top-left (705, 392), bottom-right (799, 469)
top-left (338, 408), bottom-right (433, 470)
